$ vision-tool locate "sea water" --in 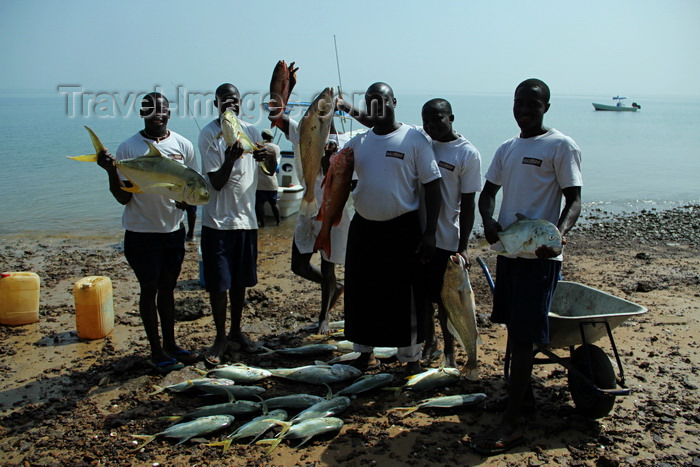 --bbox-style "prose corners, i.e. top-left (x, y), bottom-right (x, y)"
top-left (0, 91), bottom-right (698, 237)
